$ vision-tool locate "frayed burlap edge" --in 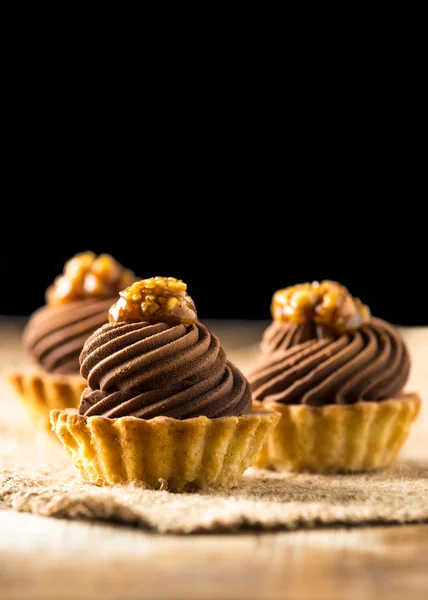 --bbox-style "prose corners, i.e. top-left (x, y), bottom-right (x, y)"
top-left (1, 463), bottom-right (428, 534)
